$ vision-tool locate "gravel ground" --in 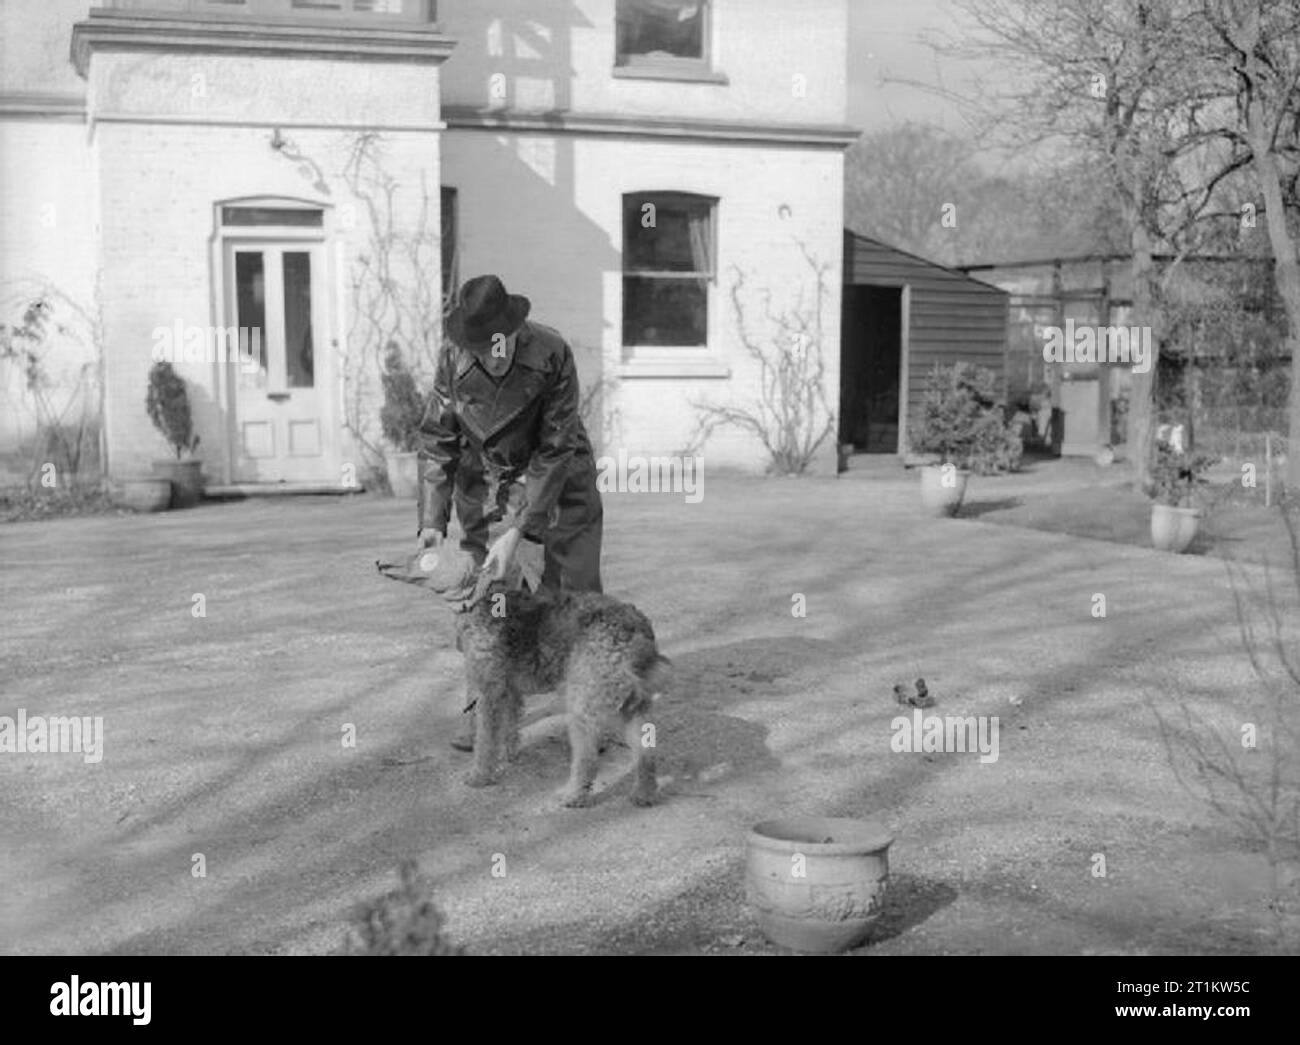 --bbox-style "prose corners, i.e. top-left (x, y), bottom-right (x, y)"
top-left (1, 466), bottom-right (1296, 954)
